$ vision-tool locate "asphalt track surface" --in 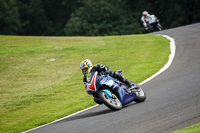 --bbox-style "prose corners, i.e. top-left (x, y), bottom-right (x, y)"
top-left (26, 23), bottom-right (200, 133)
